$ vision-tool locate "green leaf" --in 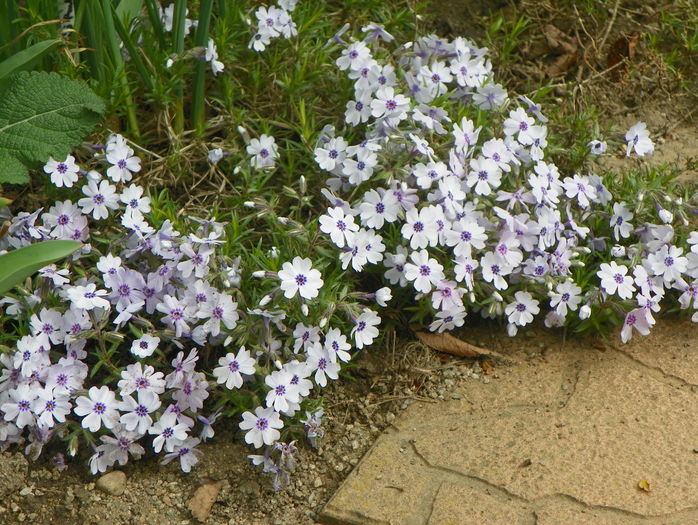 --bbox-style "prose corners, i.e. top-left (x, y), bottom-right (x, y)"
top-left (115, 0), bottom-right (143, 23)
top-left (0, 196), bottom-right (11, 208)
top-left (0, 71), bottom-right (105, 184)
top-left (0, 40), bottom-right (62, 81)
top-left (0, 240), bottom-right (81, 295)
